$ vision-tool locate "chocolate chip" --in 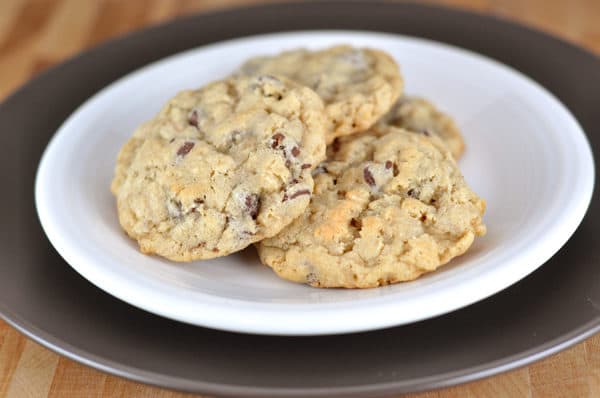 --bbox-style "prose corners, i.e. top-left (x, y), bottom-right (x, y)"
top-left (291, 146), bottom-right (300, 157)
top-left (385, 160), bottom-right (393, 169)
top-left (393, 162), bottom-right (399, 177)
top-left (244, 194), bottom-right (260, 220)
top-left (194, 198), bottom-right (204, 204)
top-left (331, 138), bottom-right (341, 152)
top-left (291, 178), bottom-right (299, 184)
top-left (271, 133), bottom-right (285, 149)
top-left (177, 141), bottom-right (195, 157)
top-left (389, 116), bottom-right (403, 126)
top-left (188, 110), bottom-right (198, 127)
top-left (363, 167), bottom-right (376, 187)
top-left (407, 188), bottom-right (419, 198)
top-left (301, 163), bottom-right (312, 169)
top-left (289, 189), bottom-right (310, 200)
top-left (350, 218), bottom-right (362, 229)
top-left (212, 248), bottom-right (219, 253)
